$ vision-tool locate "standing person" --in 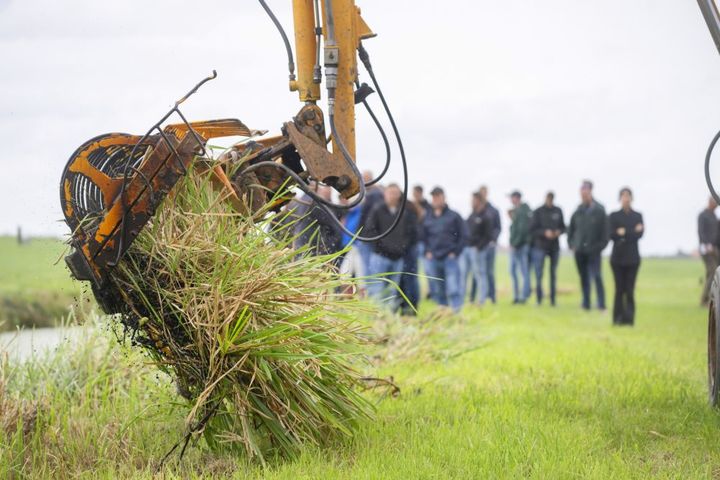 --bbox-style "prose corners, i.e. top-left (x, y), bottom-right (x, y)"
top-left (508, 191), bottom-right (533, 304)
top-left (479, 185), bottom-right (501, 304)
top-left (366, 184), bottom-right (418, 310)
top-left (459, 192), bottom-right (479, 302)
top-left (466, 191), bottom-right (495, 306)
top-left (568, 180), bottom-right (609, 311)
top-left (609, 188), bottom-right (644, 326)
top-left (530, 192), bottom-right (565, 306)
top-left (357, 171), bottom-right (384, 285)
top-left (422, 187), bottom-right (467, 312)
top-left (699, 196), bottom-right (720, 306)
